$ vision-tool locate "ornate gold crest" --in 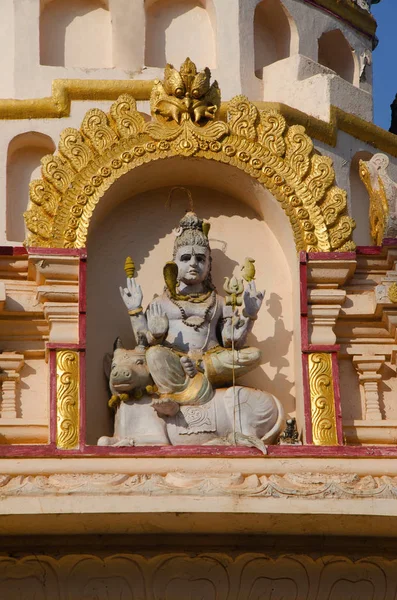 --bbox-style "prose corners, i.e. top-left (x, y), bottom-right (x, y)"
top-left (24, 59), bottom-right (355, 252)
